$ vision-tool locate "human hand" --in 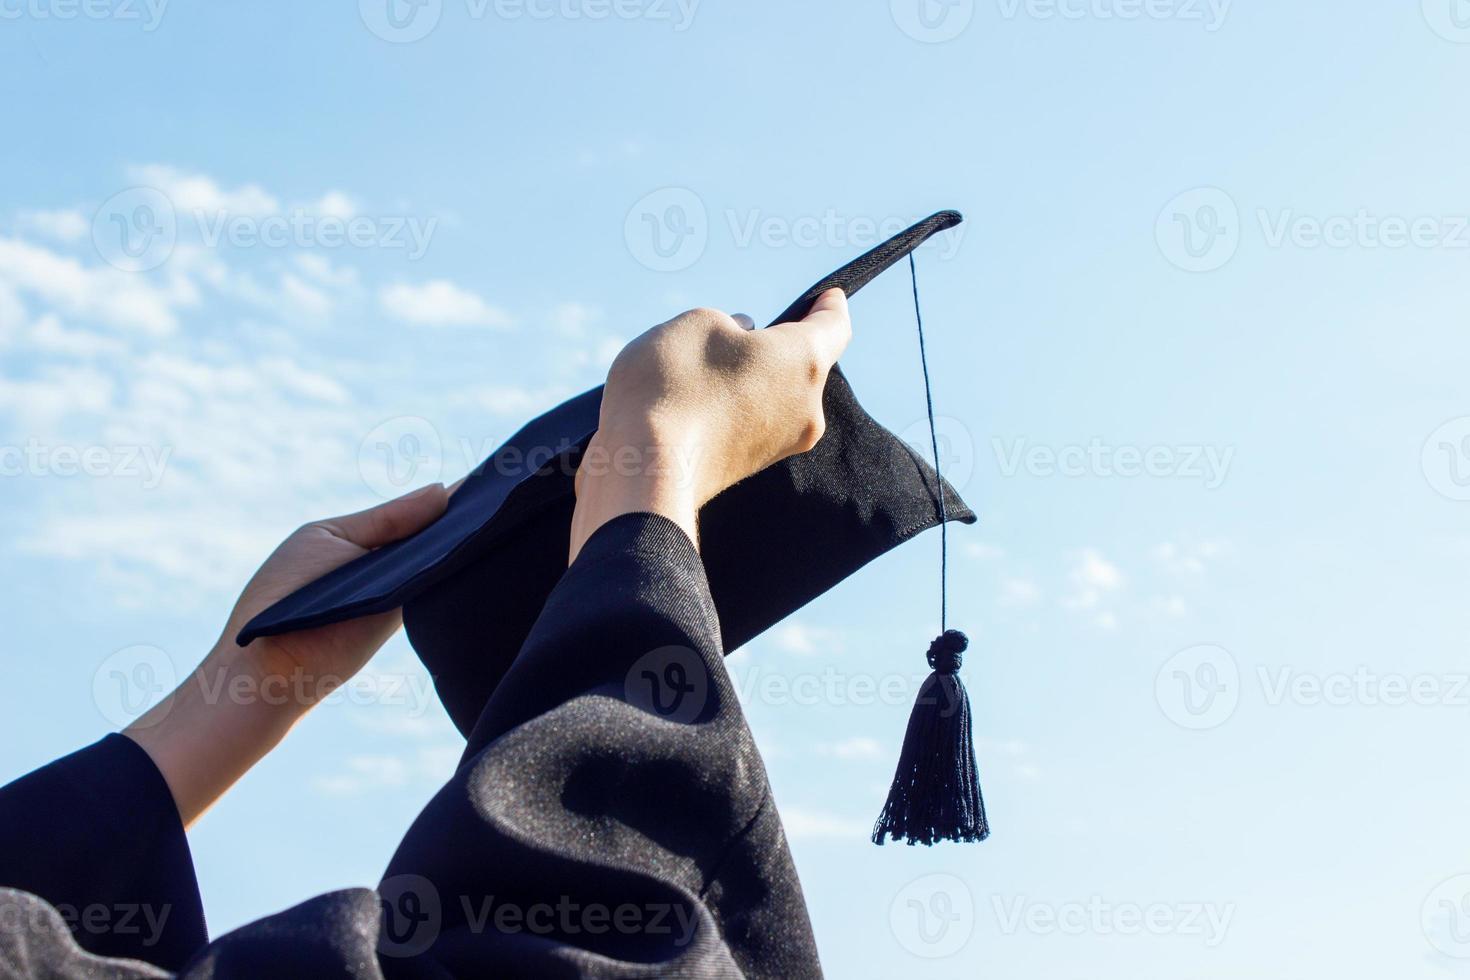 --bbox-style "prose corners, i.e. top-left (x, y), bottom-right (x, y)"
top-left (570, 289), bottom-right (851, 559)
top-left (126, 484), bottom-right (449, 826)
top-left (220, 483), bottom-right (451, 687)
